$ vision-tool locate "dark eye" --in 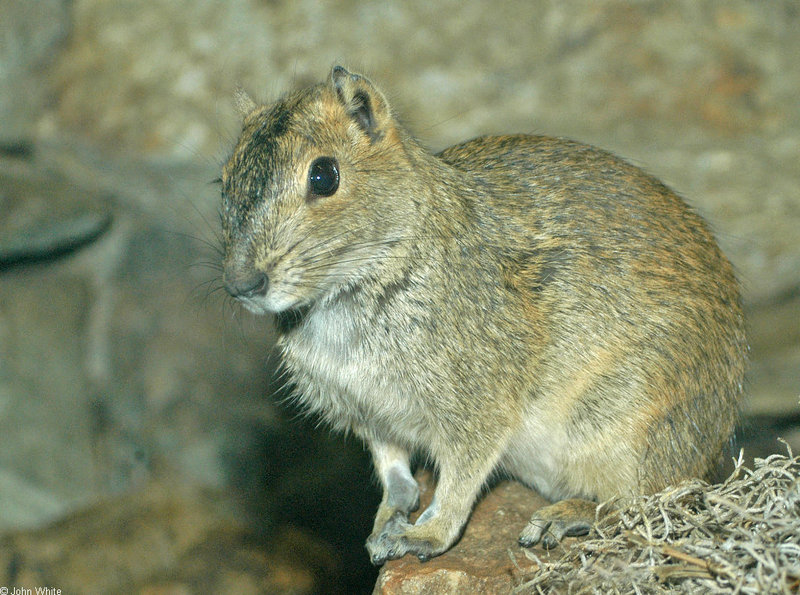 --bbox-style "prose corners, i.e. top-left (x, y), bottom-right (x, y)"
top-left (308, 157), bottom-right (339, 197)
